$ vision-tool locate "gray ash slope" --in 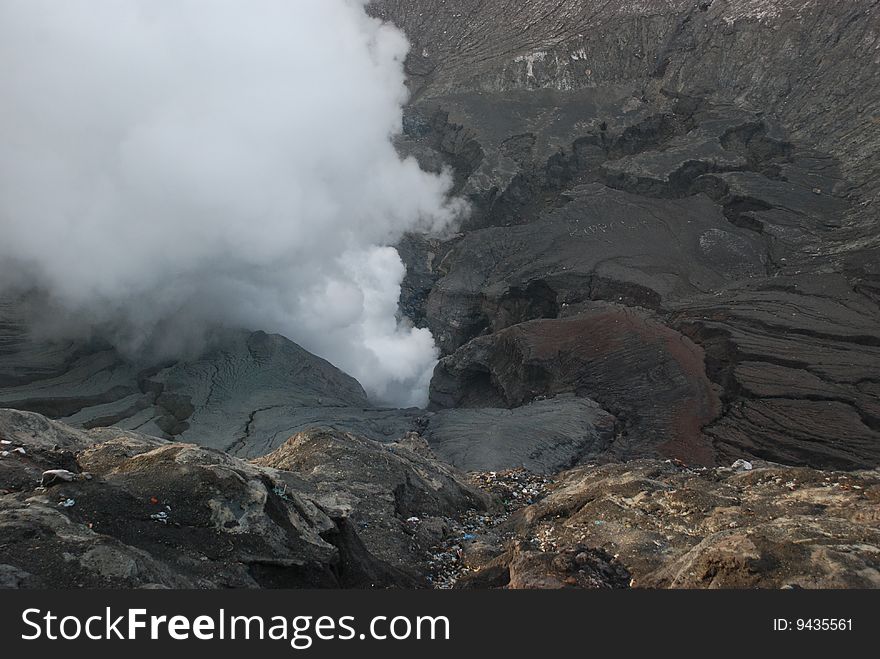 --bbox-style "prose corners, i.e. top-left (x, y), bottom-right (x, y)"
top-left (0, 313), bottom-right (420, 458)
top-left (1, 0), bottom-right (879, 475)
